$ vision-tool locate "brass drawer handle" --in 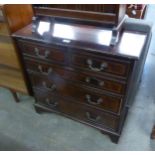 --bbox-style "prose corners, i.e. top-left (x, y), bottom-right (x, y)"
top-left (38, 65), bottom-right (52, 75)
top-left (45, 98), bottom-right (58, 107)
top-left (86, 59), bottom-right (108, 72)
top-left (86, 94), bottom-right (103, 105)
top-left (42, 81), bottom-right (56, 91)
top-left (34, 47), bottom-right (50, 59)
top-left (85, 77), bottom-right (104, 87)
top-left (86, 112), bottom-right (101, 122)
